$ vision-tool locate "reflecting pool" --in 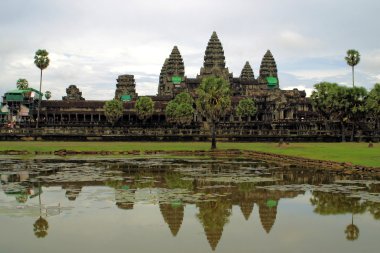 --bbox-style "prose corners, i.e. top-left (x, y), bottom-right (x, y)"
top-left (0, 158), bottom-right (379, 253)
